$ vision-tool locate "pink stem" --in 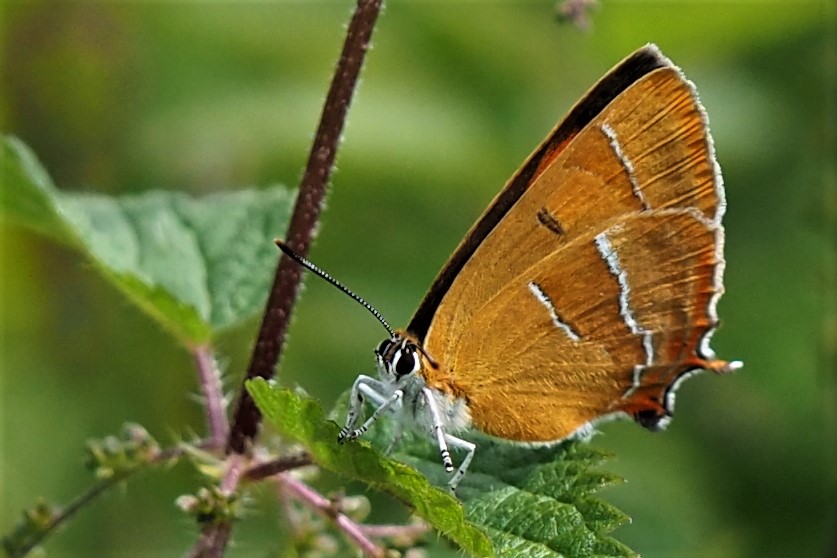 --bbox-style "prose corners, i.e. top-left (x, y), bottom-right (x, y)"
top-left (280, 475), bottom-right (385, 558)
top-left (193, 344), bottom-right (228, 449)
